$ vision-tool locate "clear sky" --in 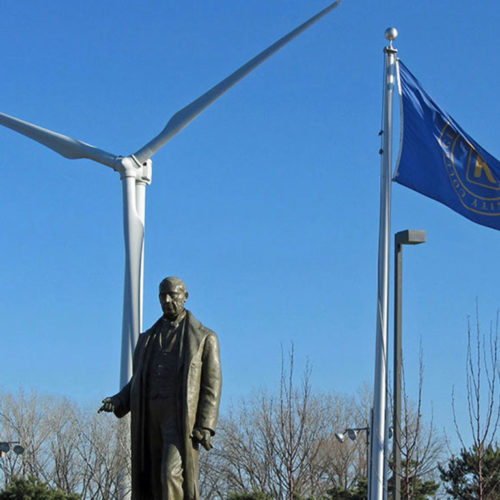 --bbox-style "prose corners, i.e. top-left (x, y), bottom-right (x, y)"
top-left (1, 0), bottom-right (499, 453)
